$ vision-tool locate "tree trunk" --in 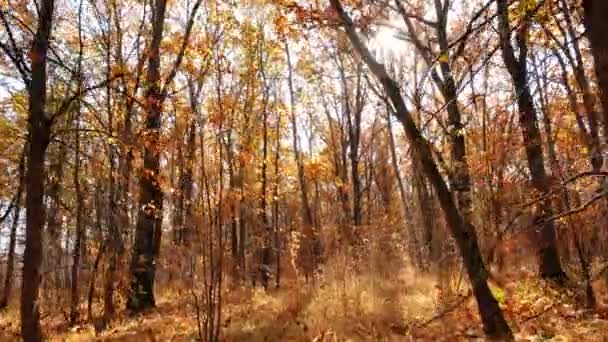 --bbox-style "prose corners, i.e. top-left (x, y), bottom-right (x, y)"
top-left (70, 6), bottom-right (85, 324)
top-left (583, 0), bottom-right (608, 138)
top-left (127, 0), bottom-right (168, 311)
top-left (337, 61), bottom-right (363, 228)
top-left (497, 0), bottom-right (567, 282)
top-left (21, 0), bottom-right (55, 339)
top-left (285, 42), bottom-right (314, 228)
top-left (273, 111), bottom-right (282, 289)
top-left (329, 0), bottom-right (513, 338)
top-left (69, 127), bottom-right (84, 325)
top-left (259, 46), bottom-right (272, 289)
top-left (386, 113), bottom-right (419, 267)
top-left (172, 134), bottom-right (184, 244)
top-left (559, 0), bottom-right (602, 170)
top-left (285, 41), bottom-right (320, 280)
